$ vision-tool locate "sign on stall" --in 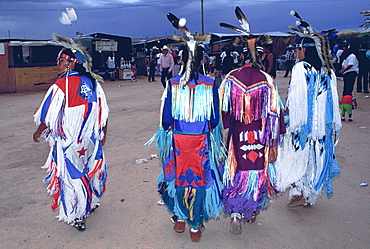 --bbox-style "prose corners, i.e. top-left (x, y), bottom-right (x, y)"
top-left (95, 41), bottom-right (118, 52)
